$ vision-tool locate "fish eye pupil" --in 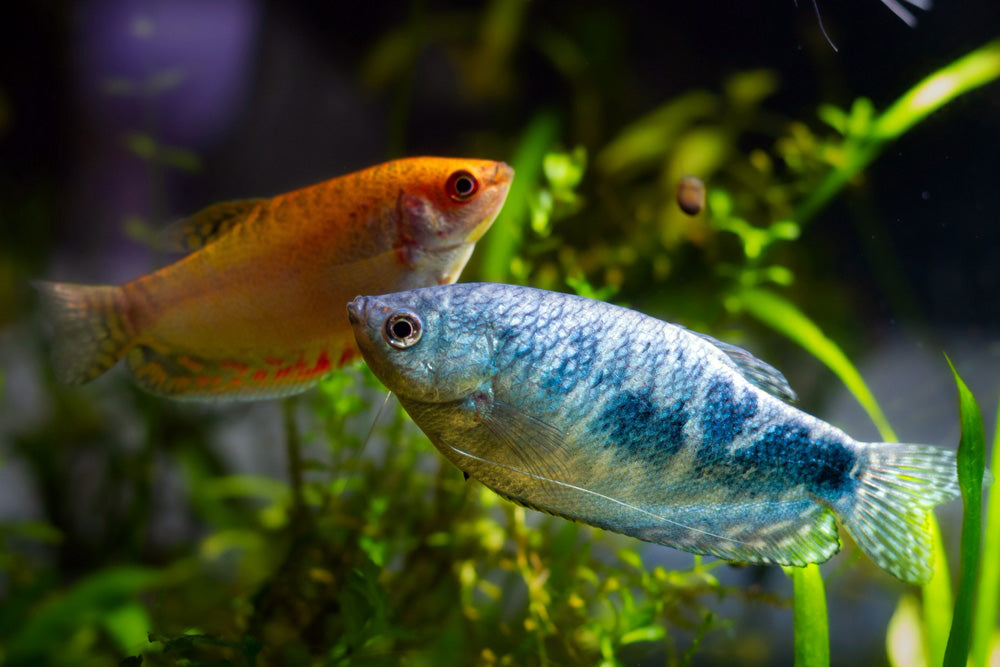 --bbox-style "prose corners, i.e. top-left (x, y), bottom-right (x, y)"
top-left (392, 319), bottom-right (412, 338)
top-left (384, 311), bottom-right (422, 349)
top-left (447, 170), bottom-right (479, 201)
